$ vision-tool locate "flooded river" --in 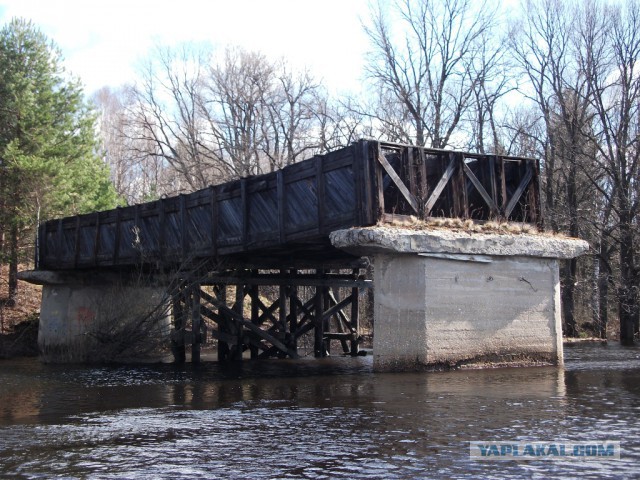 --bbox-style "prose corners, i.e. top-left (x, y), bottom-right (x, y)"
top-left (1, 342), bottom-right (639, 479)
